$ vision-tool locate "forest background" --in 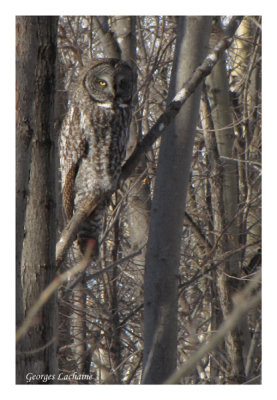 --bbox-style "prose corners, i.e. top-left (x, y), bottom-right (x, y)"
top-left (1, 3), bottom-right (274, 396)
